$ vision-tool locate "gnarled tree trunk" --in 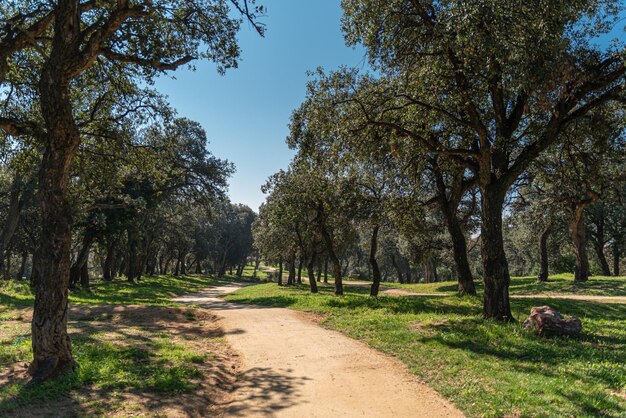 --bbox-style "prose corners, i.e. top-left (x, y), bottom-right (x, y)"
top-left (30, 6), bottom-right (82, 378)
top-left (480, 184), bottom-right (513, 321)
